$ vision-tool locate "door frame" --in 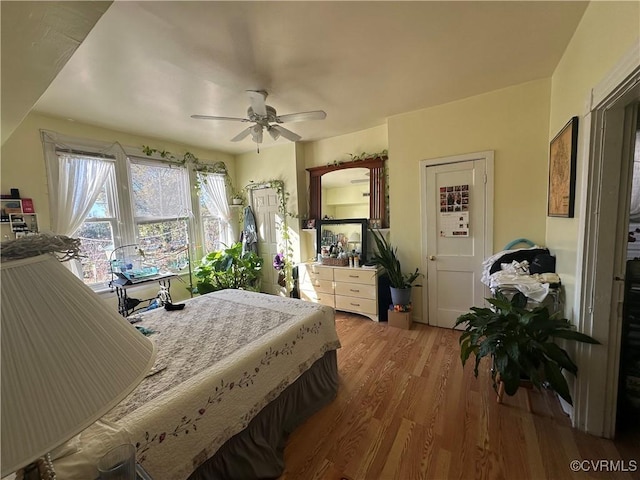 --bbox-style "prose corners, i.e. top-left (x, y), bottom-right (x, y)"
top-left (419, 151), bottom-right (495, 325)
top-left (574, 43), bottom-right (640, 437)
top-left (247, 183), bottom-right (290, 296)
